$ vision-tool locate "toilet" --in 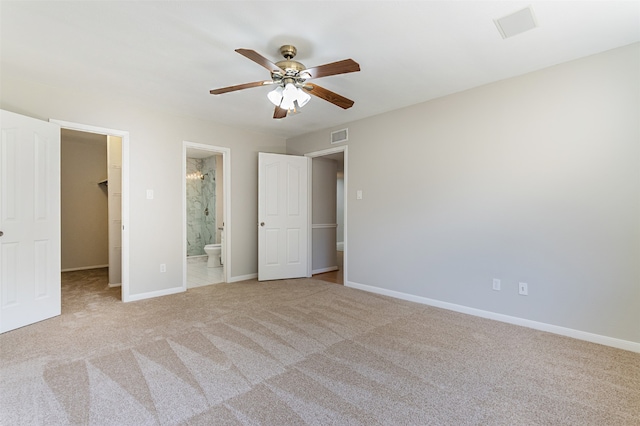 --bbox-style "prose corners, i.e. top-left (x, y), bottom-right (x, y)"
top-left (204, 244), bottom-right (221, 267)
